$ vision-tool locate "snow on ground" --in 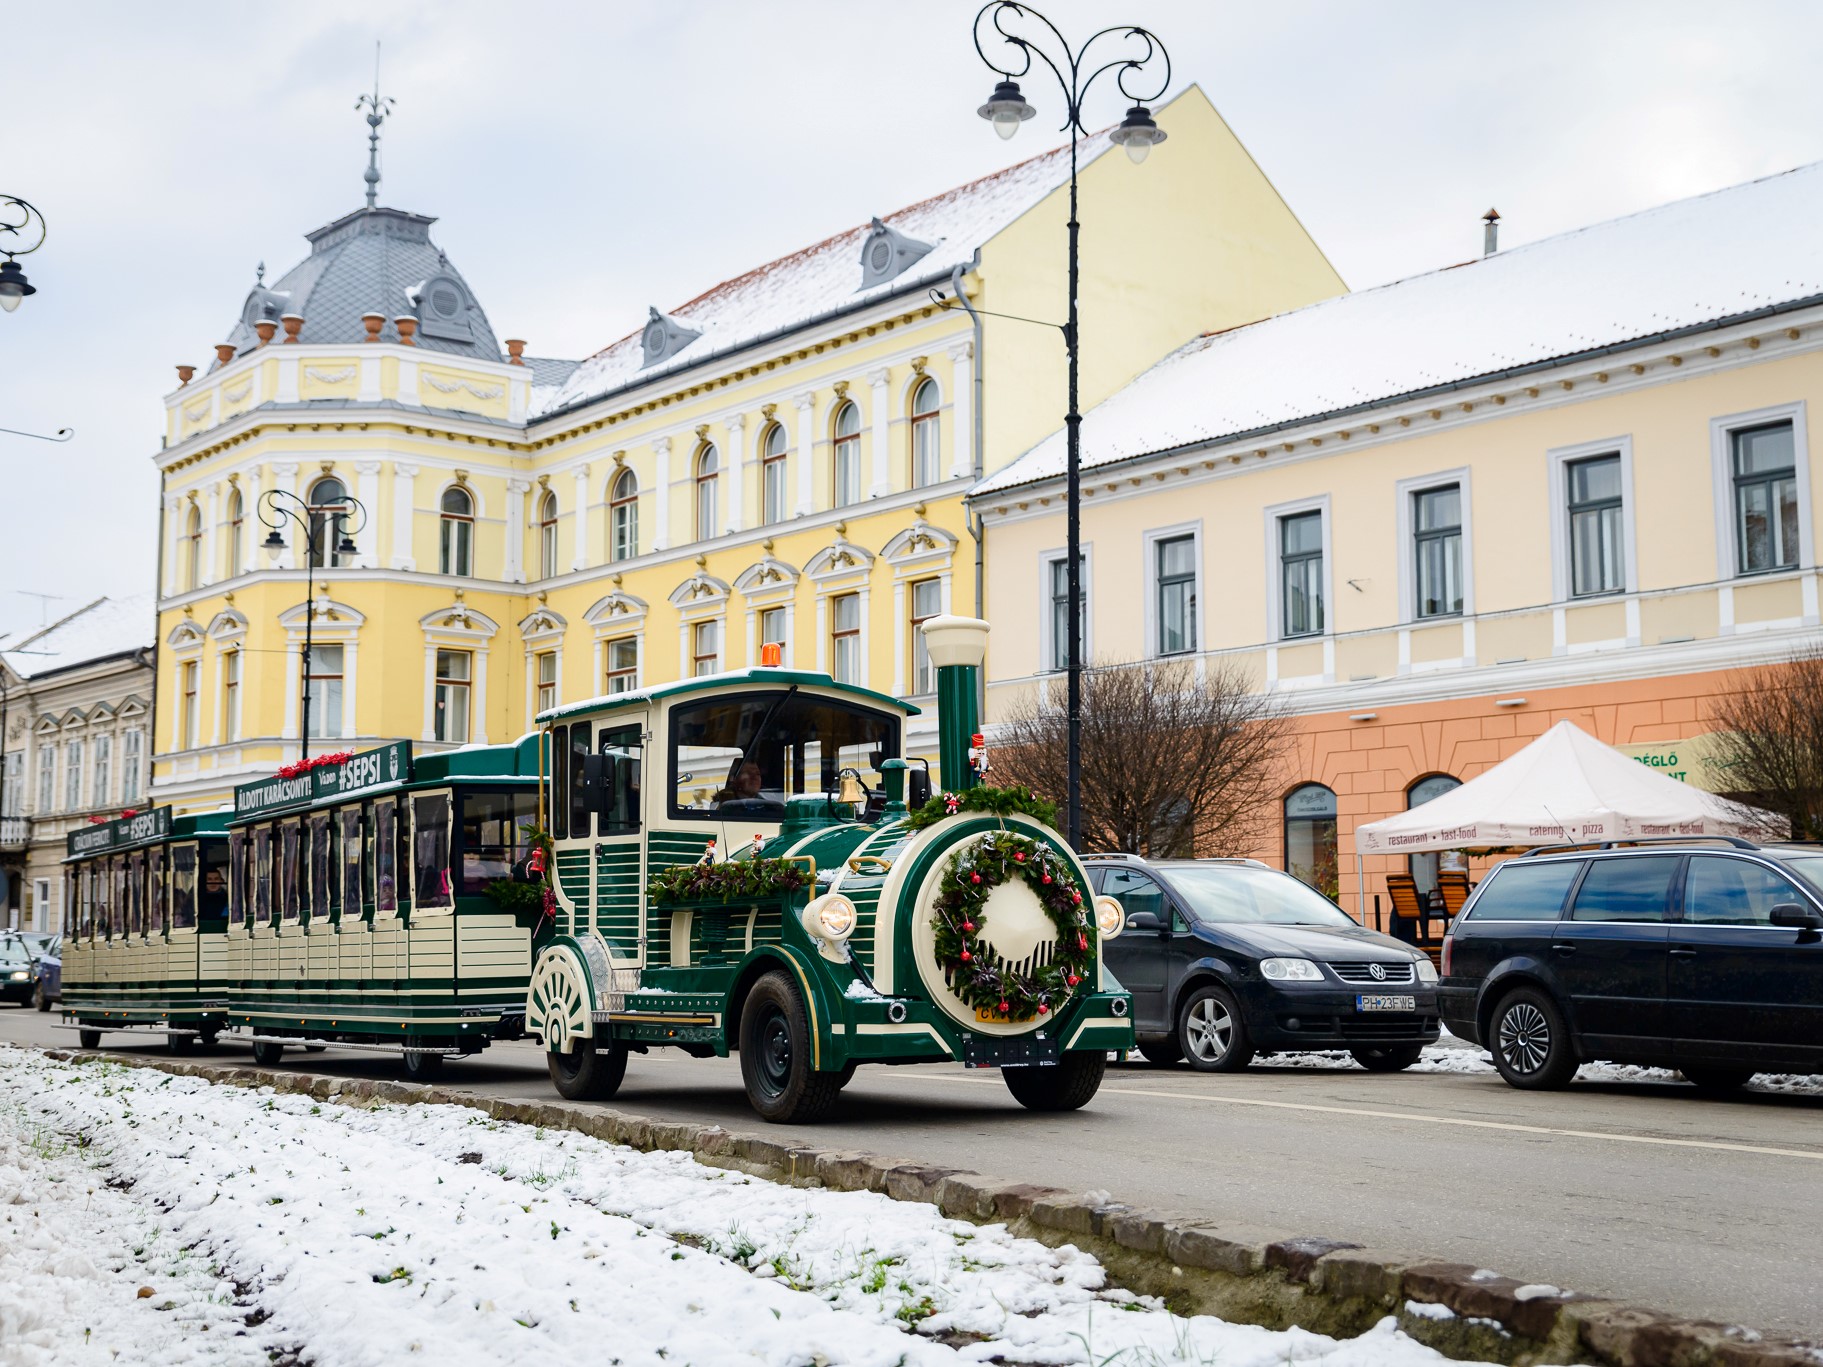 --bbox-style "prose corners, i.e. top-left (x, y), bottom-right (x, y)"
top-left (0, 1046), bottom-right (1488, 1367)
top-left (1237, 1041), bottom-right (1823, 1095)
